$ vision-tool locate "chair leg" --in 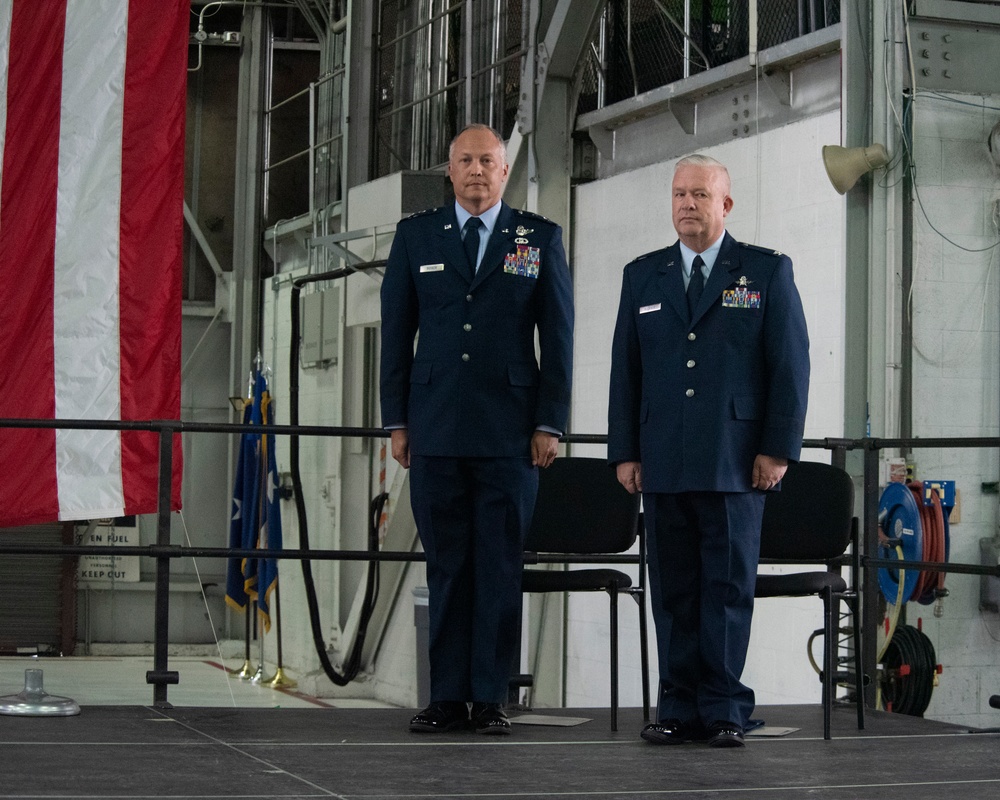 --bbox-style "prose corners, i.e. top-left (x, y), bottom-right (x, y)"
top-left (636, 591), bottom-right (650, 721)
top-left (849, 594), bottom-right (865, 730)
top-left (609, 585), bottom-right (619, 732)
top-left (822, 586), bottom-right (834, 740)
